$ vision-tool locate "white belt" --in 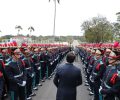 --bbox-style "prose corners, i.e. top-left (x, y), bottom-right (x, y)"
top-left (89, 65), bottom-right (92, 68)
top-left (40, 61), bottom-right (44, 62)
top-left (104, 82), bottom-right (111, 89)
top-left (26, 67), bottom-right (31, 70)
top-left (93, 72), bottom-right (97, 75)
top-left (14, 72), bottom-right (23, 78)
top-left (89, 75), bottom-right (94, 83)
top-left (35, 63), bottom-right (40, 66)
